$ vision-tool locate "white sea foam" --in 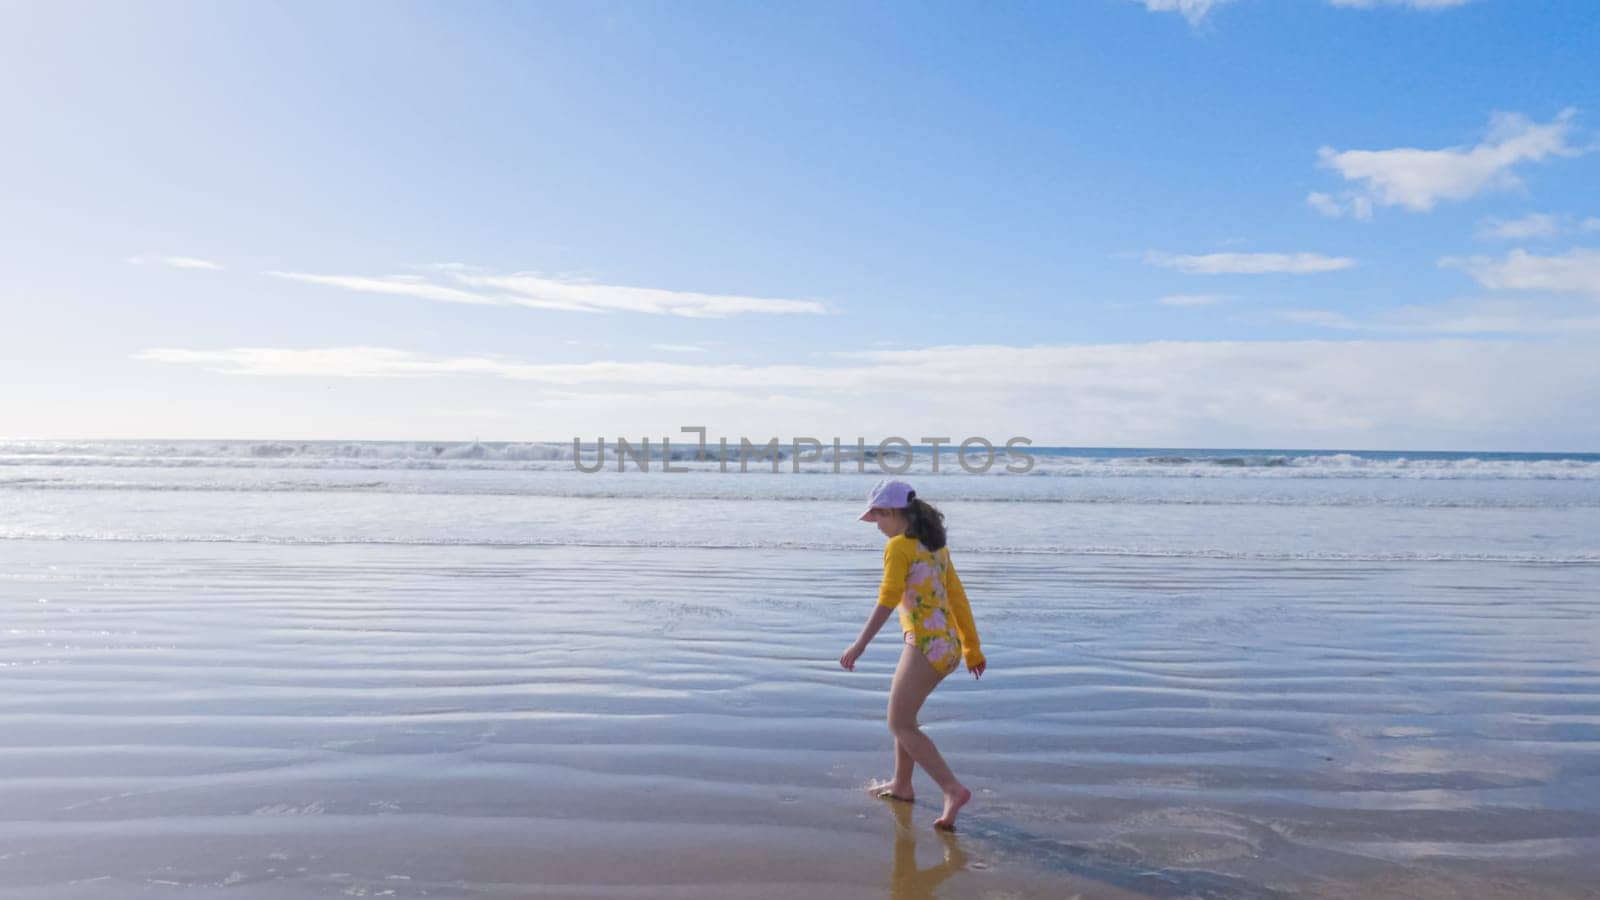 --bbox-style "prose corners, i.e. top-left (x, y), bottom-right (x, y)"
top-left (2, 440), bottom-right (1598, 480)
top-left (4, 475), bottom-right (1598, 509)
top-left (3, 529), bottom-right (1597, 563)
top-left (3, 439), bottom-right (1596, 564)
